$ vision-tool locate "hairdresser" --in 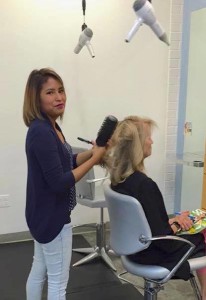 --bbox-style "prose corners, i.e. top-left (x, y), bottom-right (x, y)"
top-left (23, 68), bottom-right (105, 300)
